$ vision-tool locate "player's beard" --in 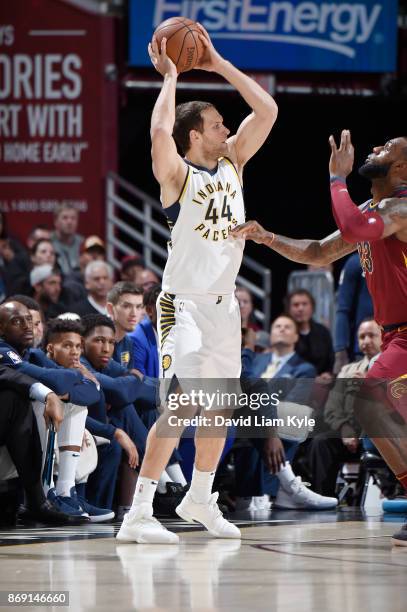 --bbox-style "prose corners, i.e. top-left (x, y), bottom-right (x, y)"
top-left (358, 161), bottom-right (392, 180)
top-left (209, 141), bottom-right (227, 159)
